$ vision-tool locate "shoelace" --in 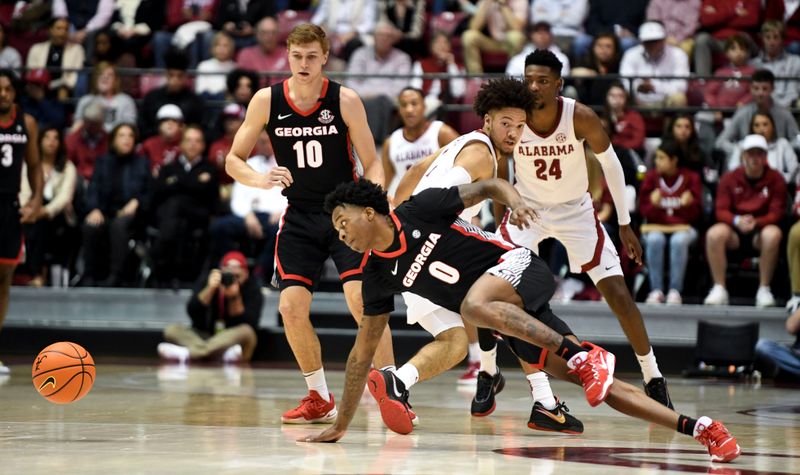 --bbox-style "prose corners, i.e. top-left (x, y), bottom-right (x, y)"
top-left (696, 422), bottom-right (728, 447)
top-left (297, 394), bottom-right (328, 412)
top-left (553, 400), bottom-right (571, 414)
top-left (573, 360), bottom-right (600, 388)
